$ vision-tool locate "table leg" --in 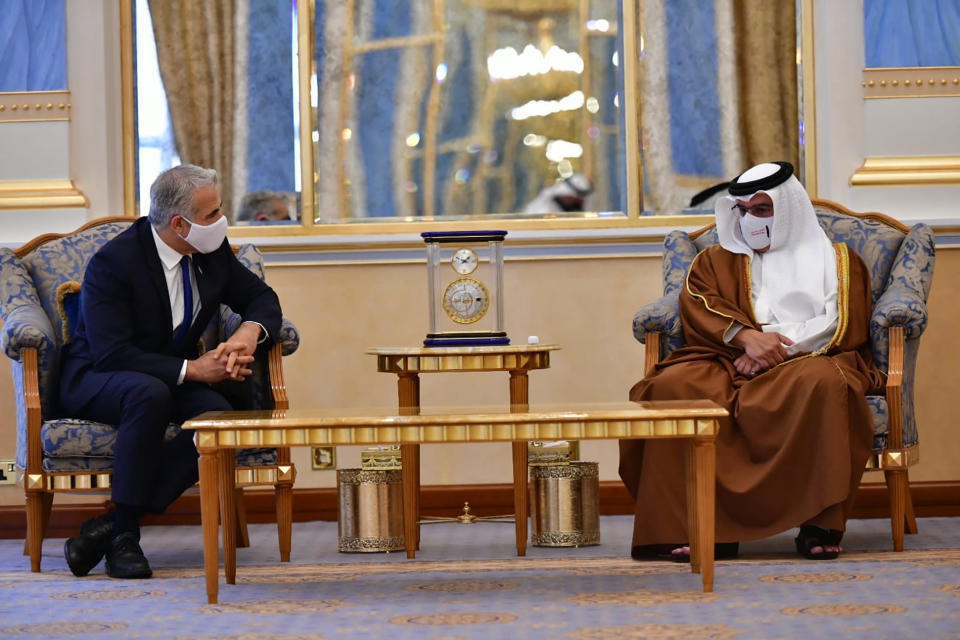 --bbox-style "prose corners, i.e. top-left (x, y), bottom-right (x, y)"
top-left (199, 448), bottom-right (221, 604)
top-left (685, 439), bottom-right (700, 574)
top-left (687, 435), bottom-right (716, 593)
top-left (401, 443), bottom-right (420, 559)
top-left (511, 441), bottom-right (528, 556)
top-left (397, 373), bottom-right (420, 558)
top-left (219, 450), bottom-right (237, 586)
top-left (509, 370), bottom-right (529, 556)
